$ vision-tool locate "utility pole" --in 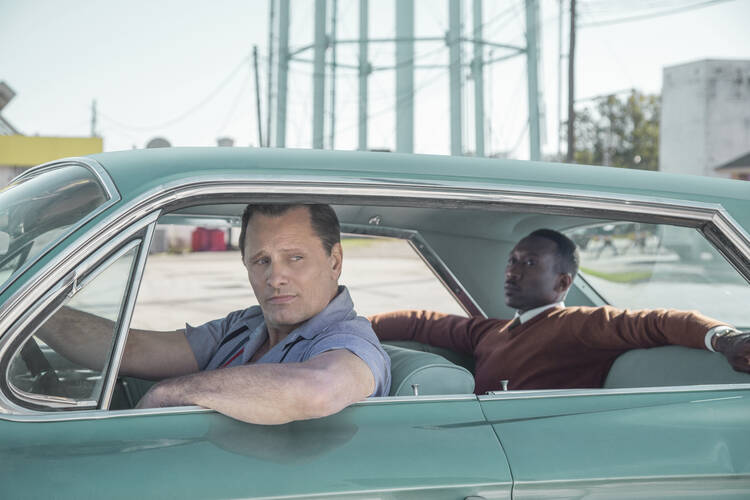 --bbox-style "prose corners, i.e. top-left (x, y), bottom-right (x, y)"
top-left (472, 0), bottom-right (484, 157)
top-left (526, 0), bottom-right (541, 161)
top-left (358, 0), bottom-right (369, 151)
top-left (312, 0), bottom-right (327, 149)
top-left (566, 0), bottom-right (576, 162)
top-left (253, 46), bottom-right (264, 147)
top-left (90, 99), bottom-right (97, 137)
top-left (329, 0), bottom-right (338, 149)
top-left (266, 0), bottom-right (275, 146)
top-left (275, 0), bottom-right (290, 147)
top-left (448, 0), bottom-right (462, 156)
top-left (395, 0), bottom-right (414, 153)
top-left (557, 0), bottom-right (563, 157)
